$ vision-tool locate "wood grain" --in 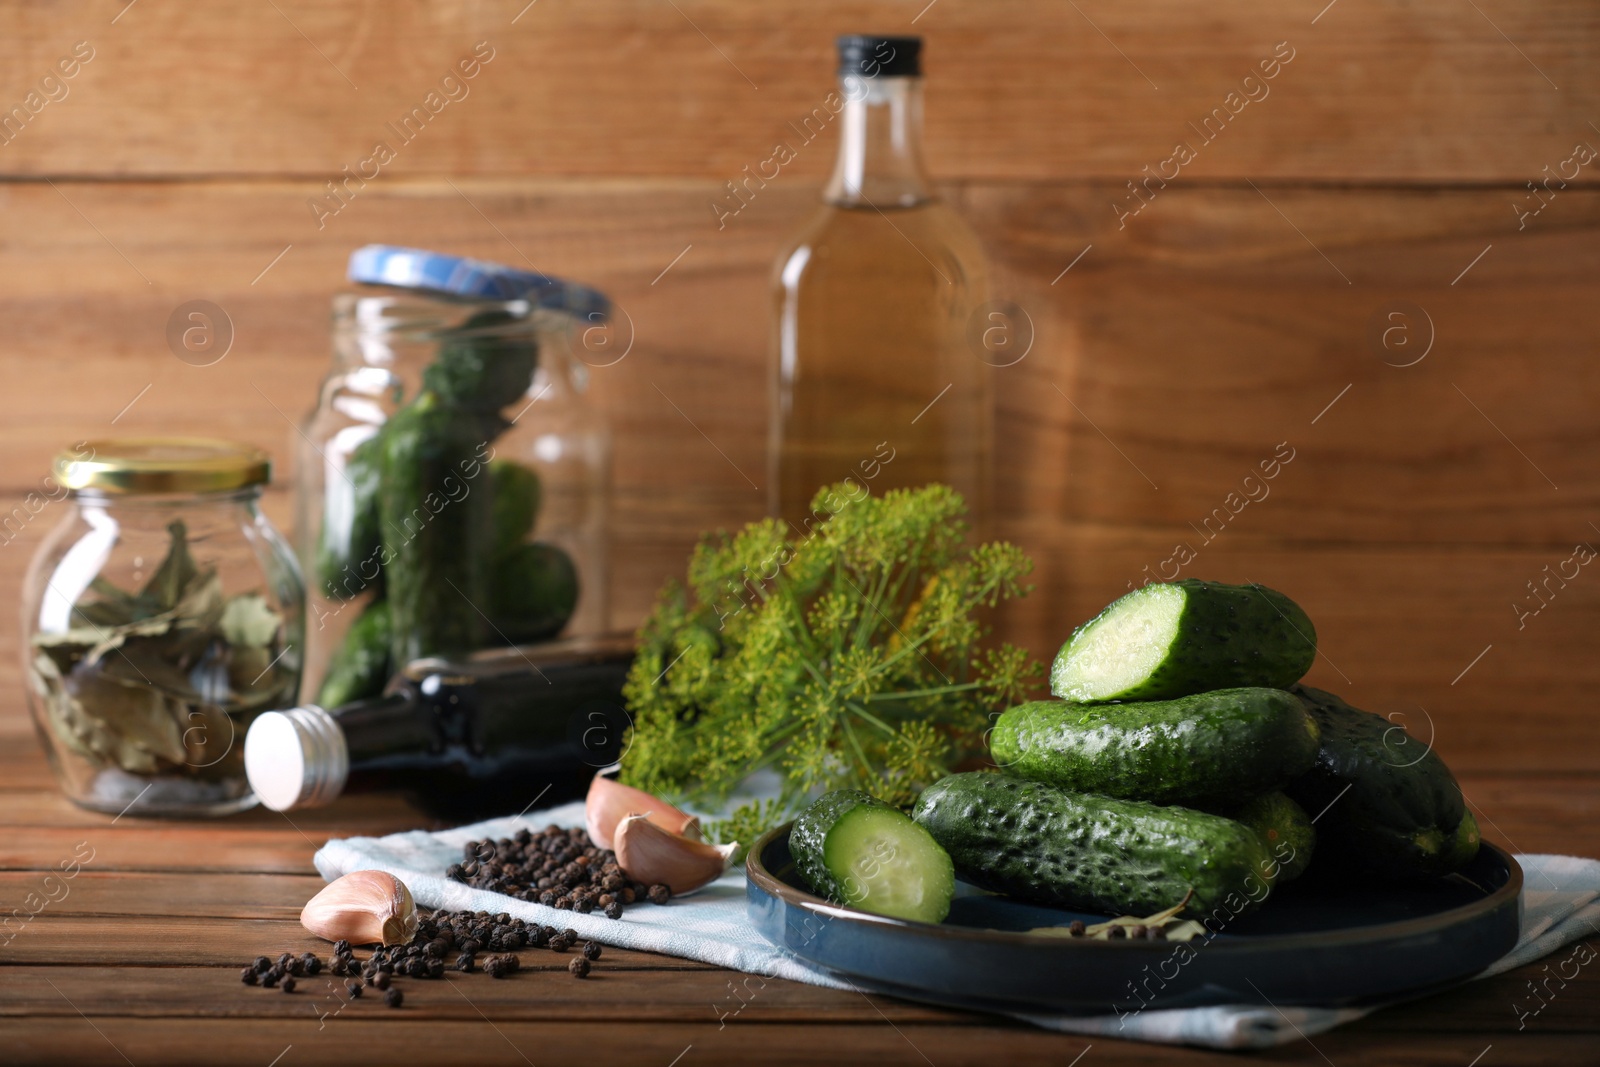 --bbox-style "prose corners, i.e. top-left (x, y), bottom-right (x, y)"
top-left (0, 1), bottom-right (1597, 183)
